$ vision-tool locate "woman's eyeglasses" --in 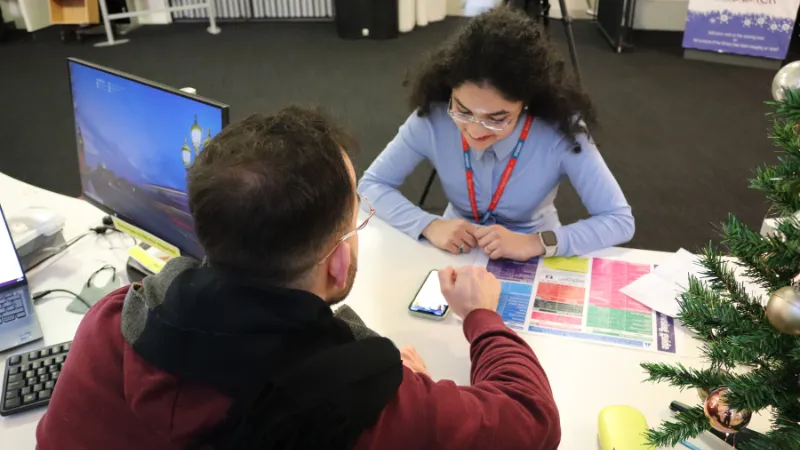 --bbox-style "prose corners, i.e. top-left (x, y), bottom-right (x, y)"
top-left (447, 97), bottom-right (513, 132)
top-left (319, 195), bottom-right (375, 264)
